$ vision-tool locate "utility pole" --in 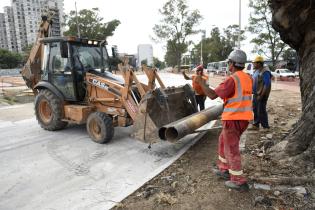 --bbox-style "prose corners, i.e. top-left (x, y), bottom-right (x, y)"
top-left (75, 2), bottom-right (81, 38)
top-left (200, 30), bottom-right (206, 65)
top-left (238, 0), bottom-right (241, 49)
